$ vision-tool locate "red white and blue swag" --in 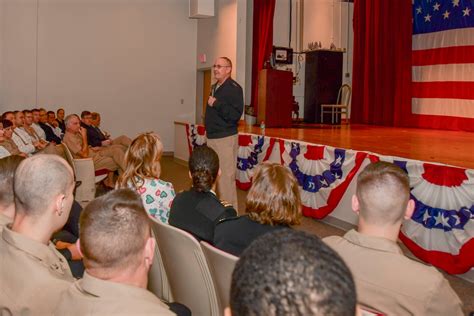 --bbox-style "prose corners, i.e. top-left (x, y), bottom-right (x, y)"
top-left (281, 140), bottom-right (366, 219)
top-left (235, 134), bottom-right (275, 190)
top-left (376, 158), bottom-right (474, 275)
top-left (185, 124), bottom-right (207, 154)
